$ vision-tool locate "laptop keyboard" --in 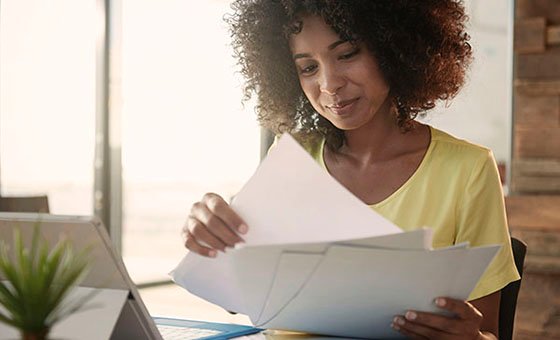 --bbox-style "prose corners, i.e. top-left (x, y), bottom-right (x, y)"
top-left (157, 324), bottom-right (223, 340)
